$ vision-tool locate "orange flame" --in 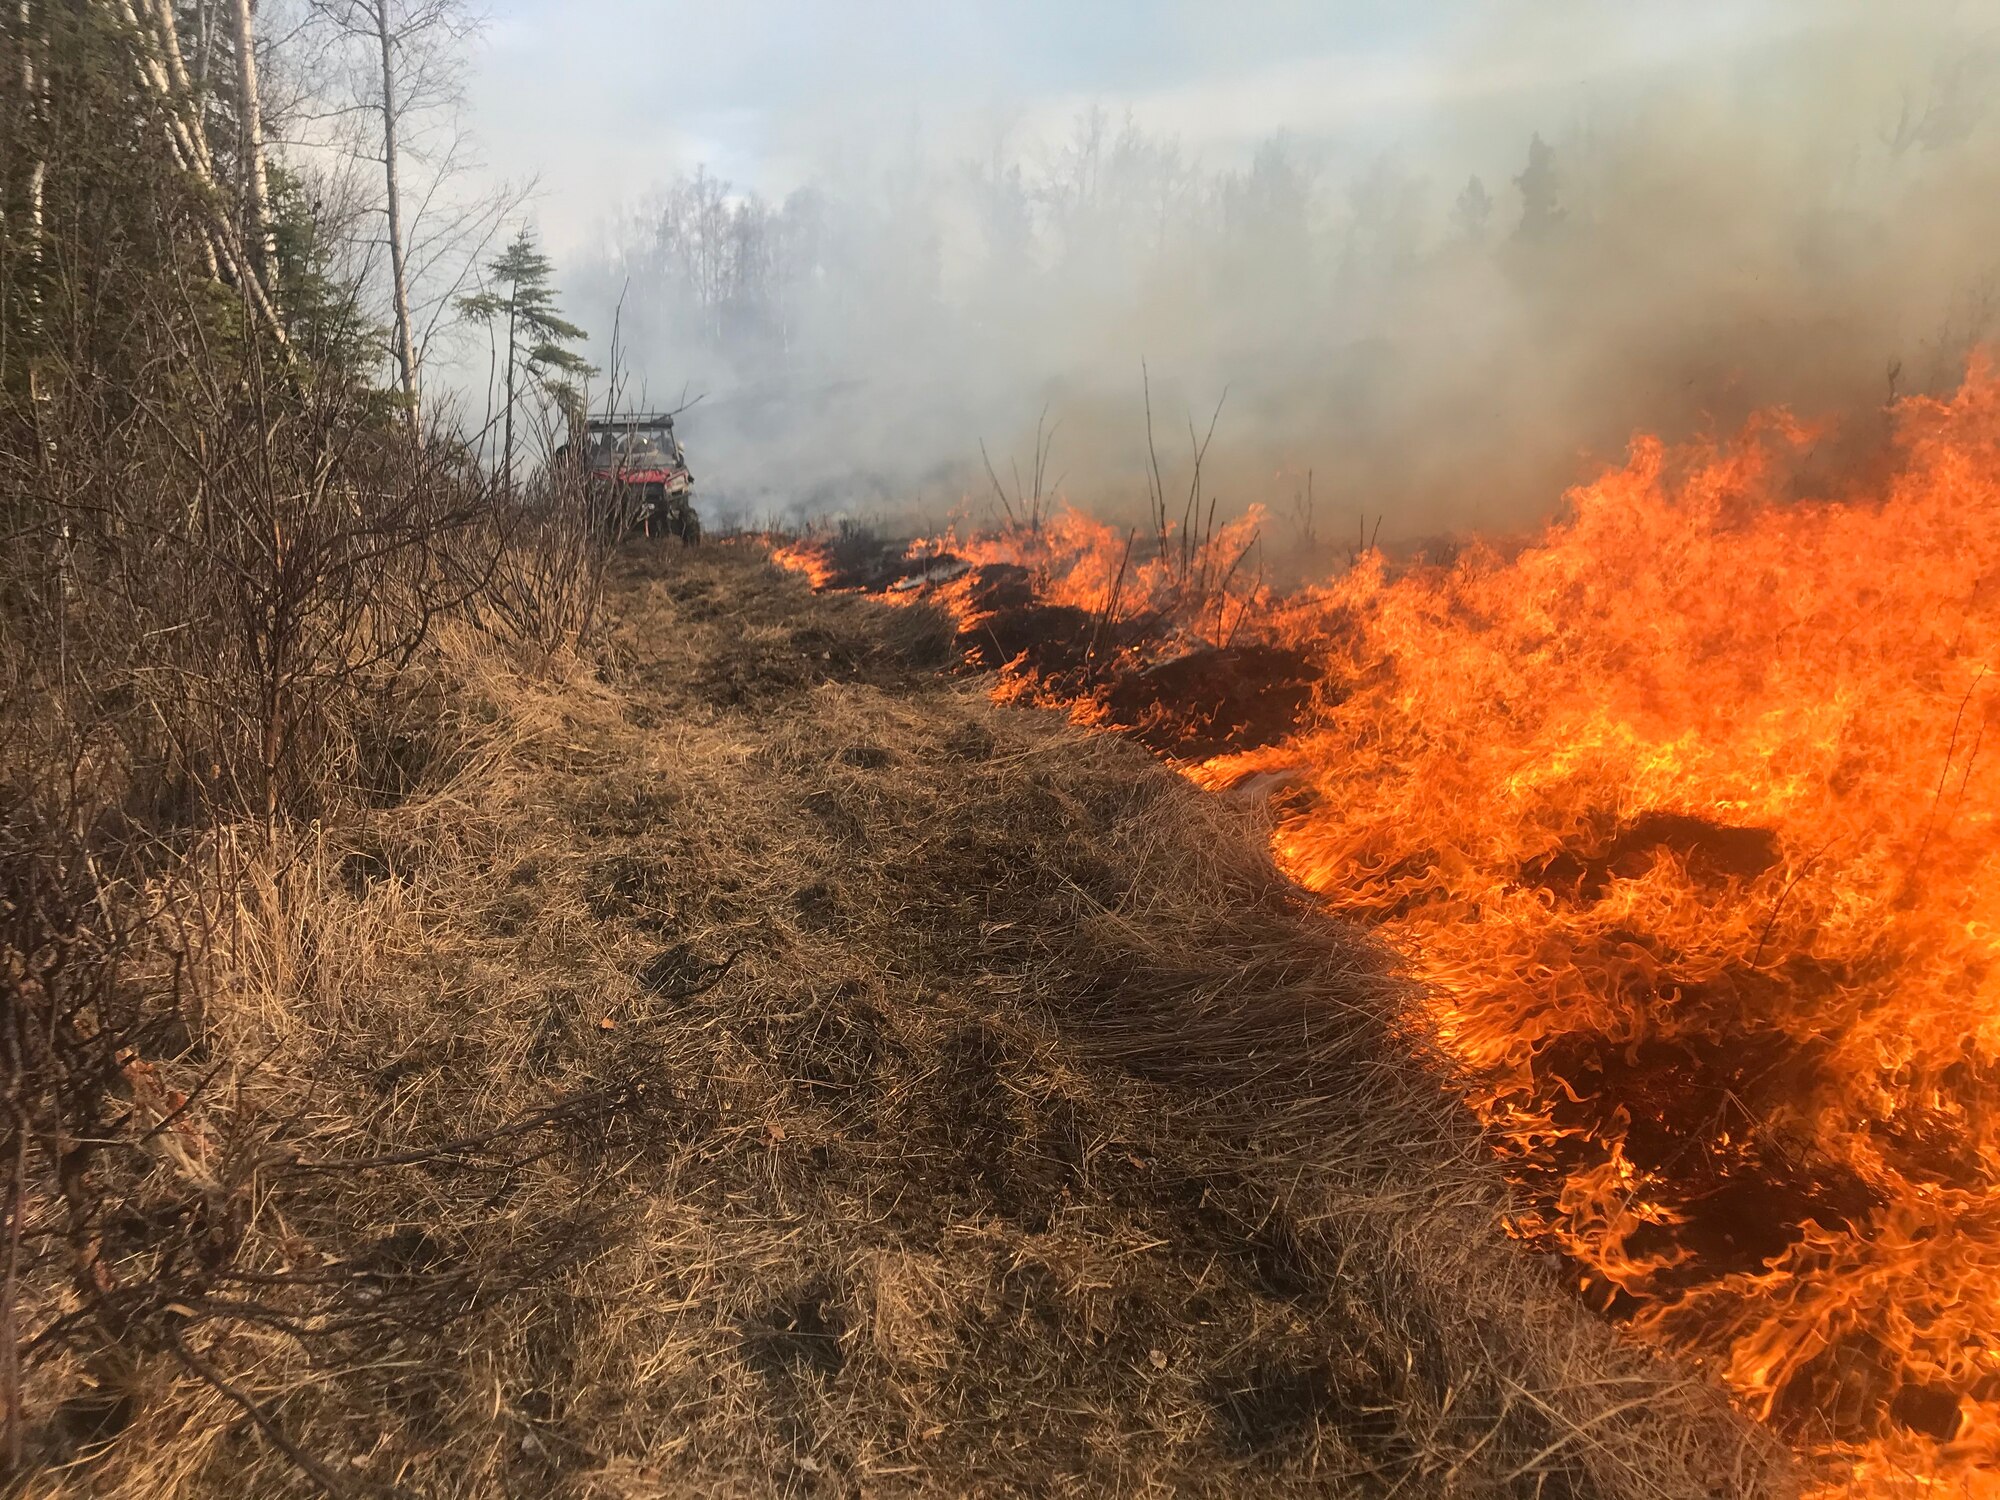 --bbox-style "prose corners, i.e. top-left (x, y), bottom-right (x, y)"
top-left (1196, 361), bottom-right (2000, 1493)
top-left (772, 361), bottom-right (2000, 1491)
top-left (768, 538), bottom-right (843, 591)
top-left (912, 505), bottom-right (1271, 626)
